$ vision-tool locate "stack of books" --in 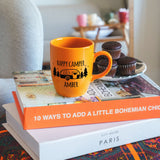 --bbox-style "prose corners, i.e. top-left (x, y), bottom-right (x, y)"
top-left (3, 70), bottom-right (160, 160)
